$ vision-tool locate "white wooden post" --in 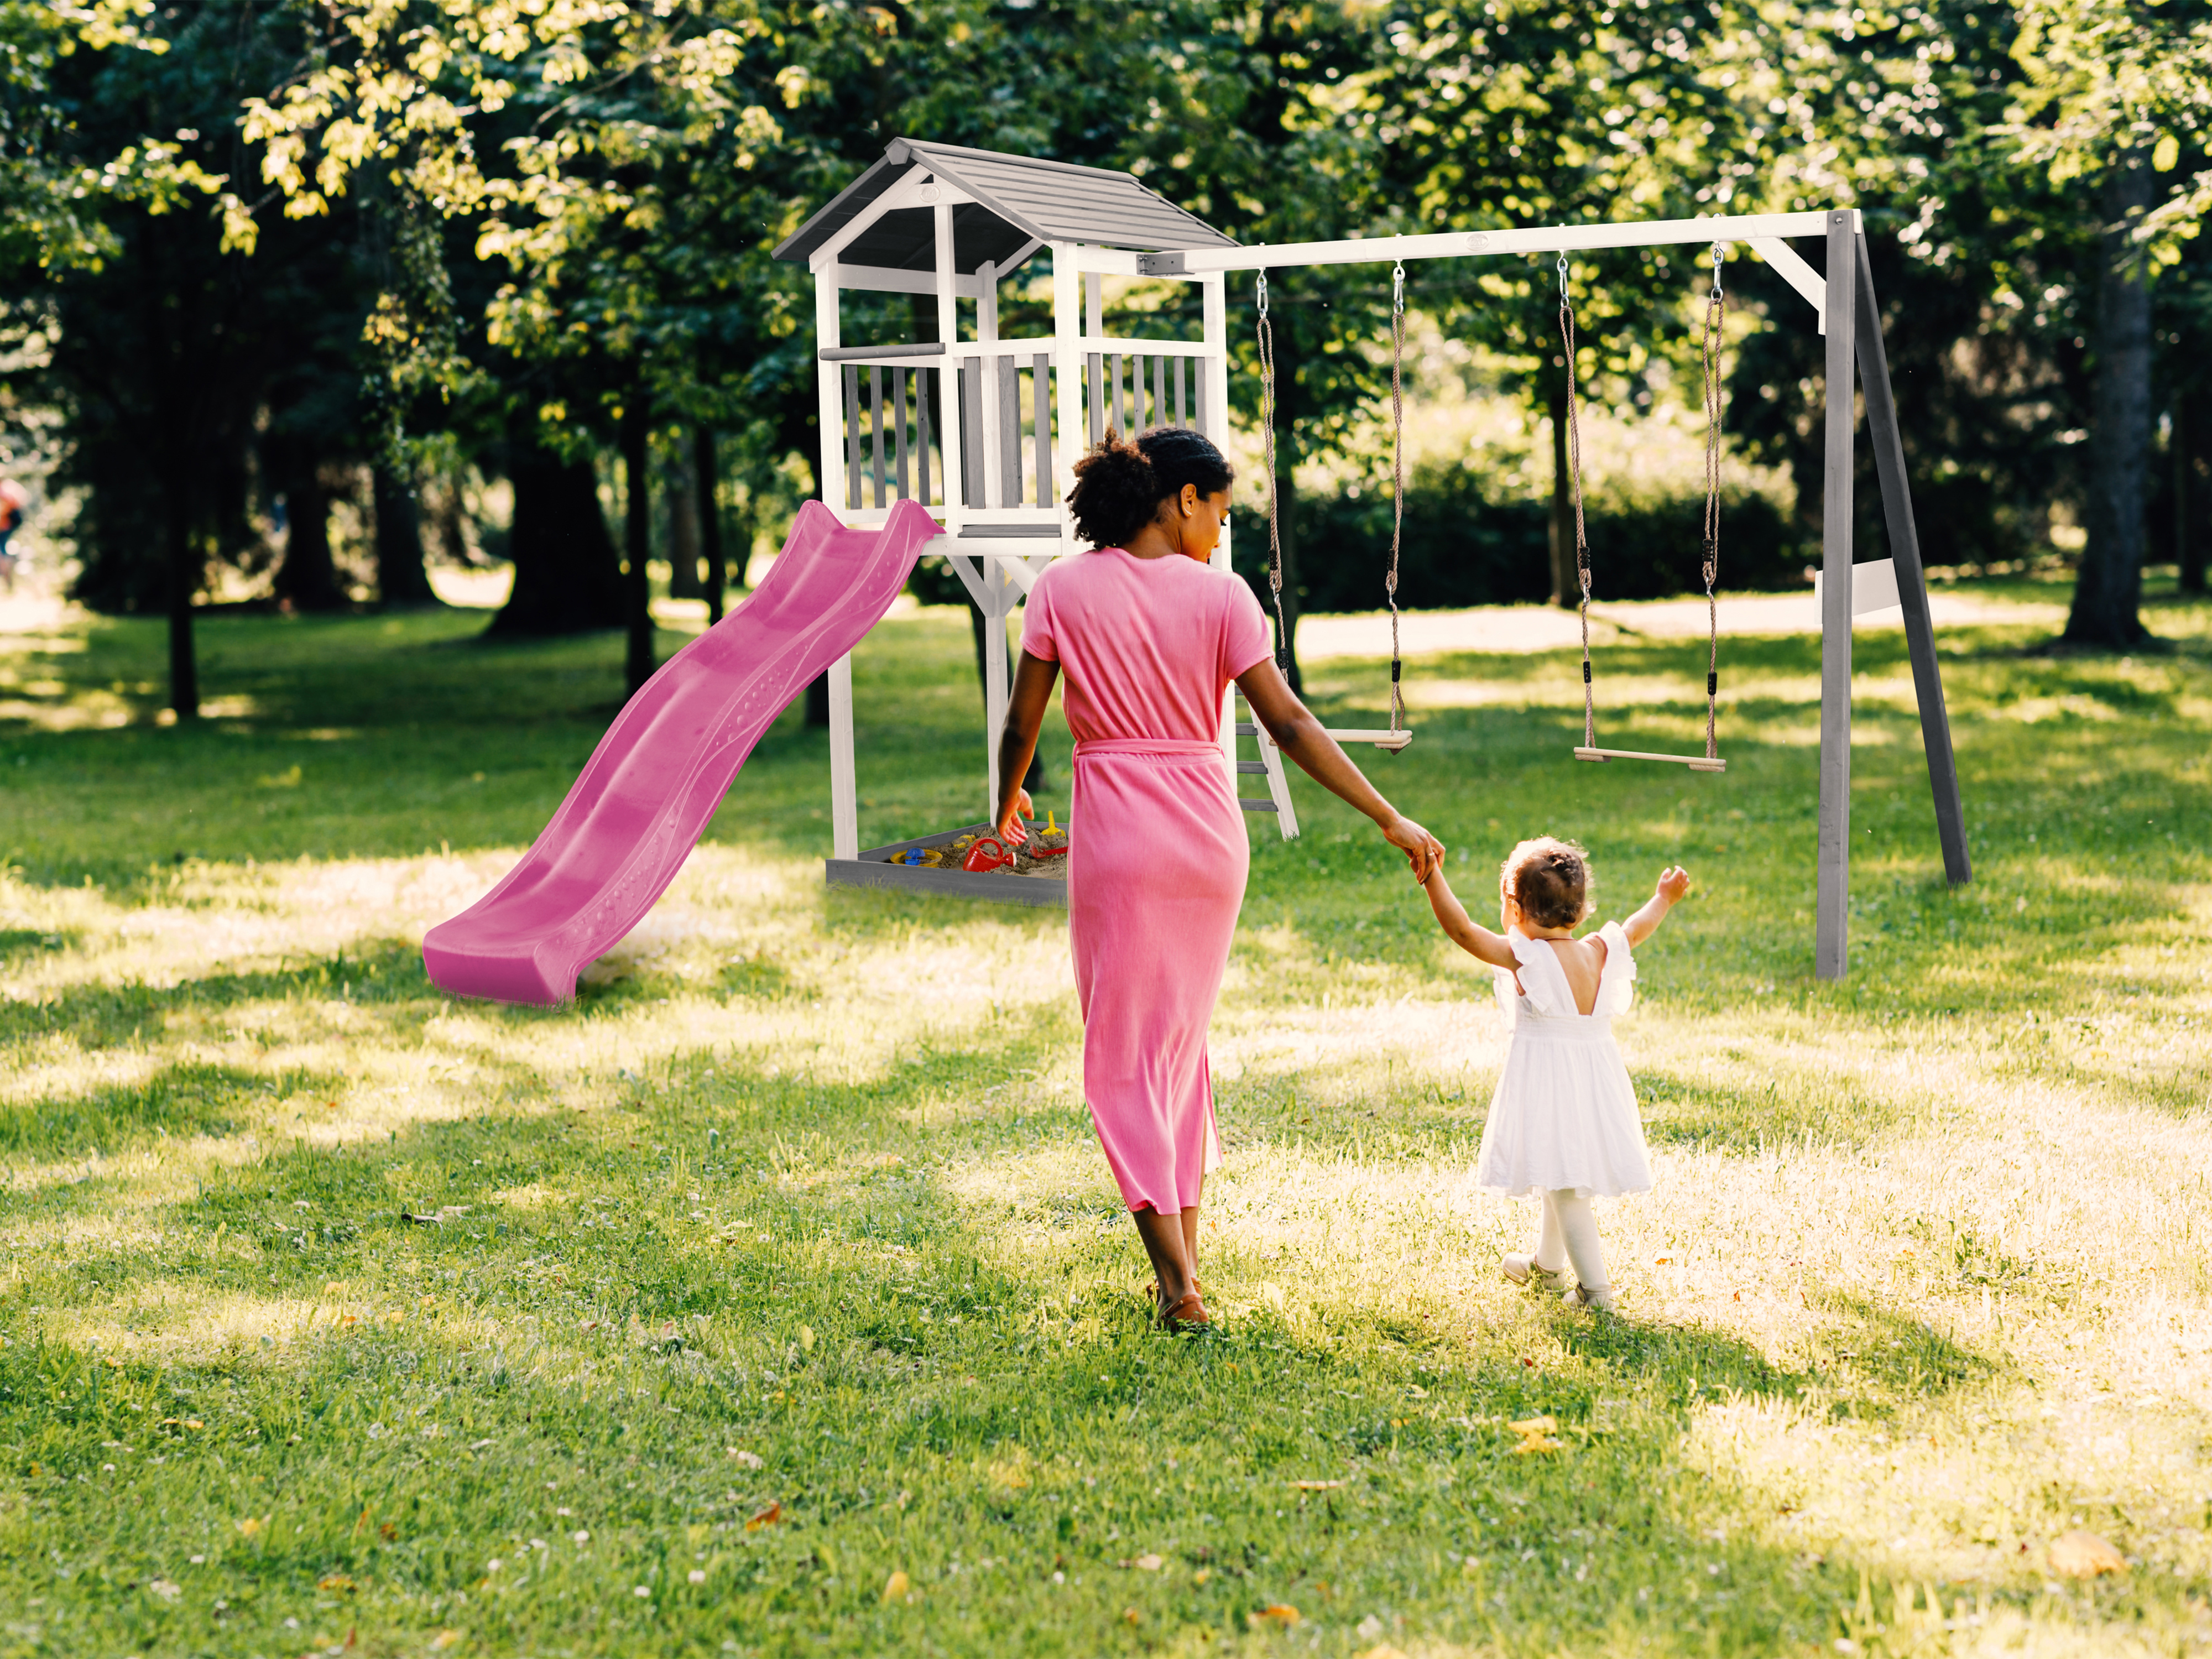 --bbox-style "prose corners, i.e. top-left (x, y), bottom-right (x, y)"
top-left (984, 570), bottom-right (1010, 819)
top-left (1202, 272), bottom-right (1239, 797)
top-left (829, 654), bottom-right (858, 860)
top-left (815, 269), bottom-right (843, 512)
top-left (933, 201), bottom-right (963, 526)
top-left (815, 268), bottom-right (862, 862)
top-left (1052, 243), bottom-right (1083, 522)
